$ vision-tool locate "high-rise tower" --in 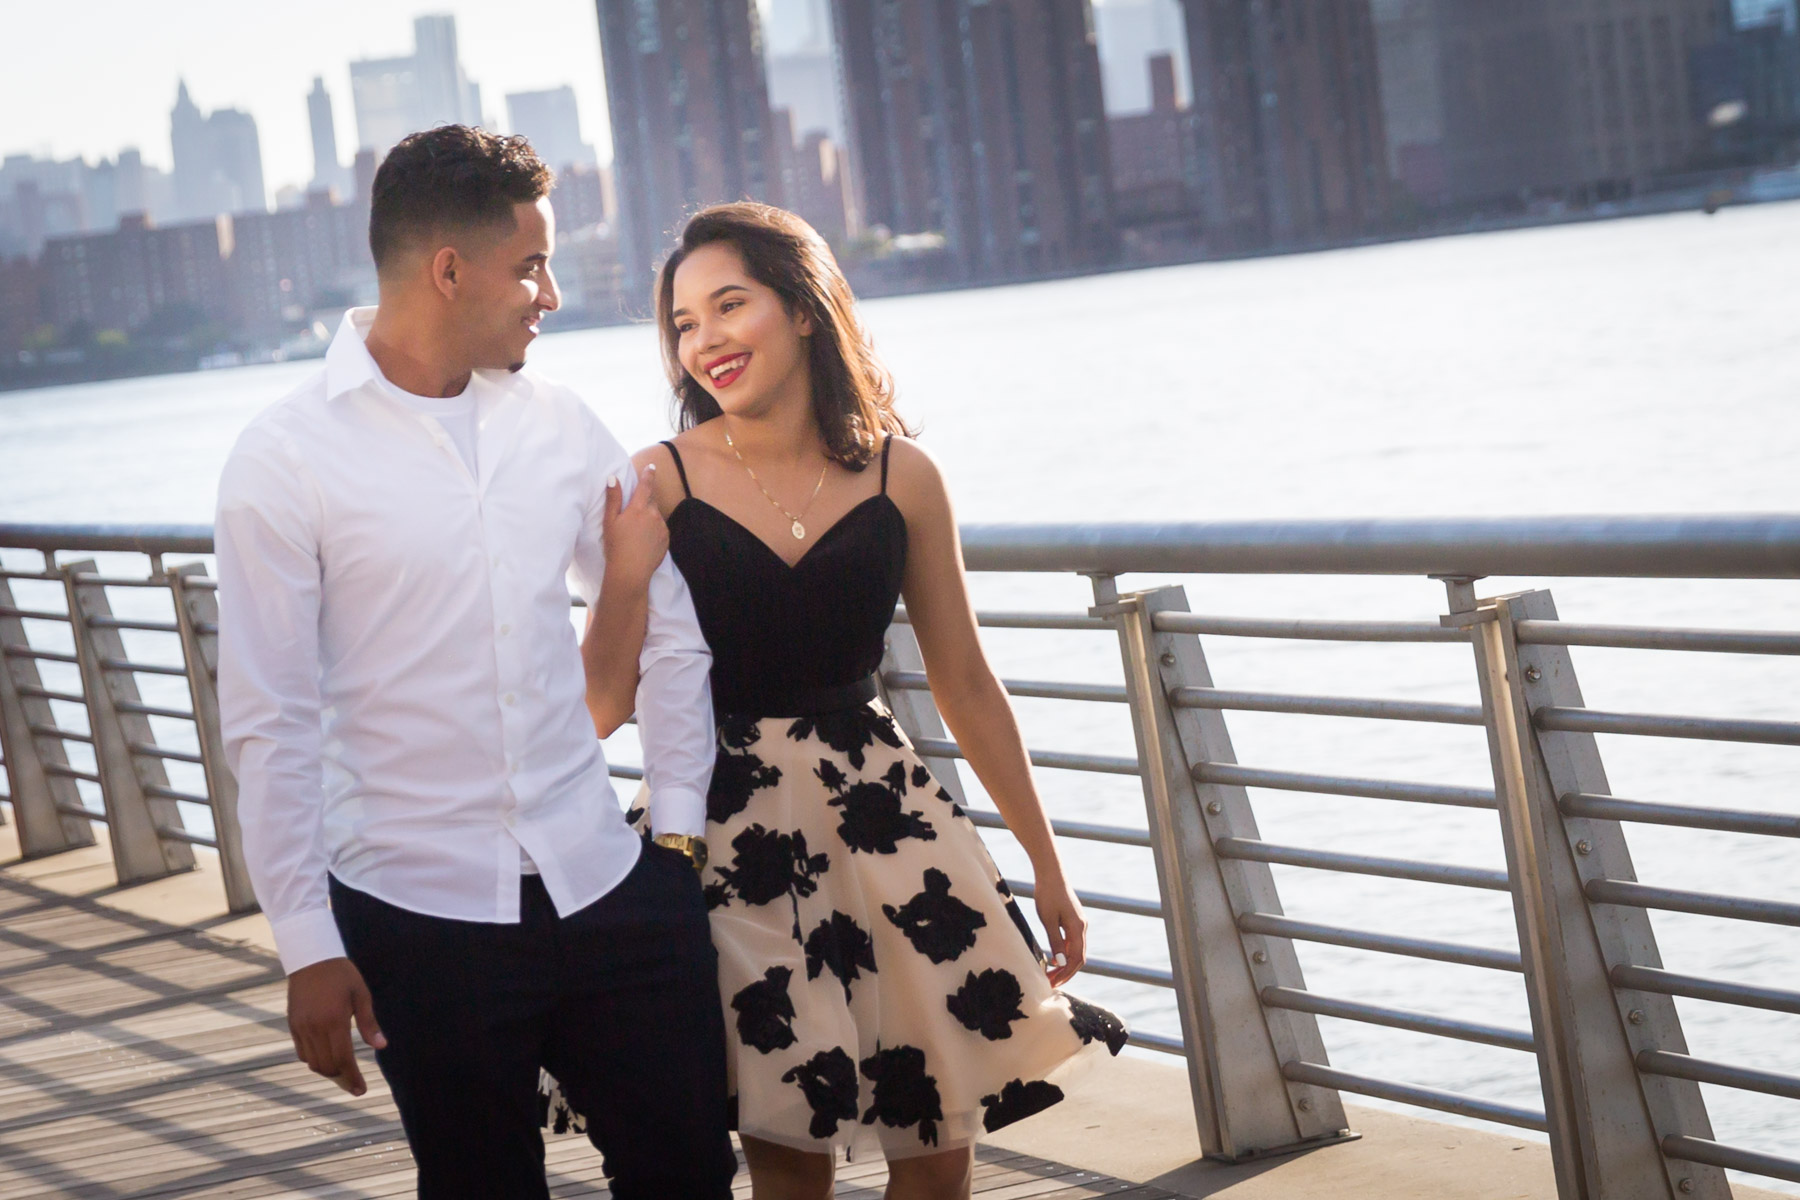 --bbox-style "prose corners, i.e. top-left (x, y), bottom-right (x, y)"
top-left (308, 78), bottom-right (348, 196)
